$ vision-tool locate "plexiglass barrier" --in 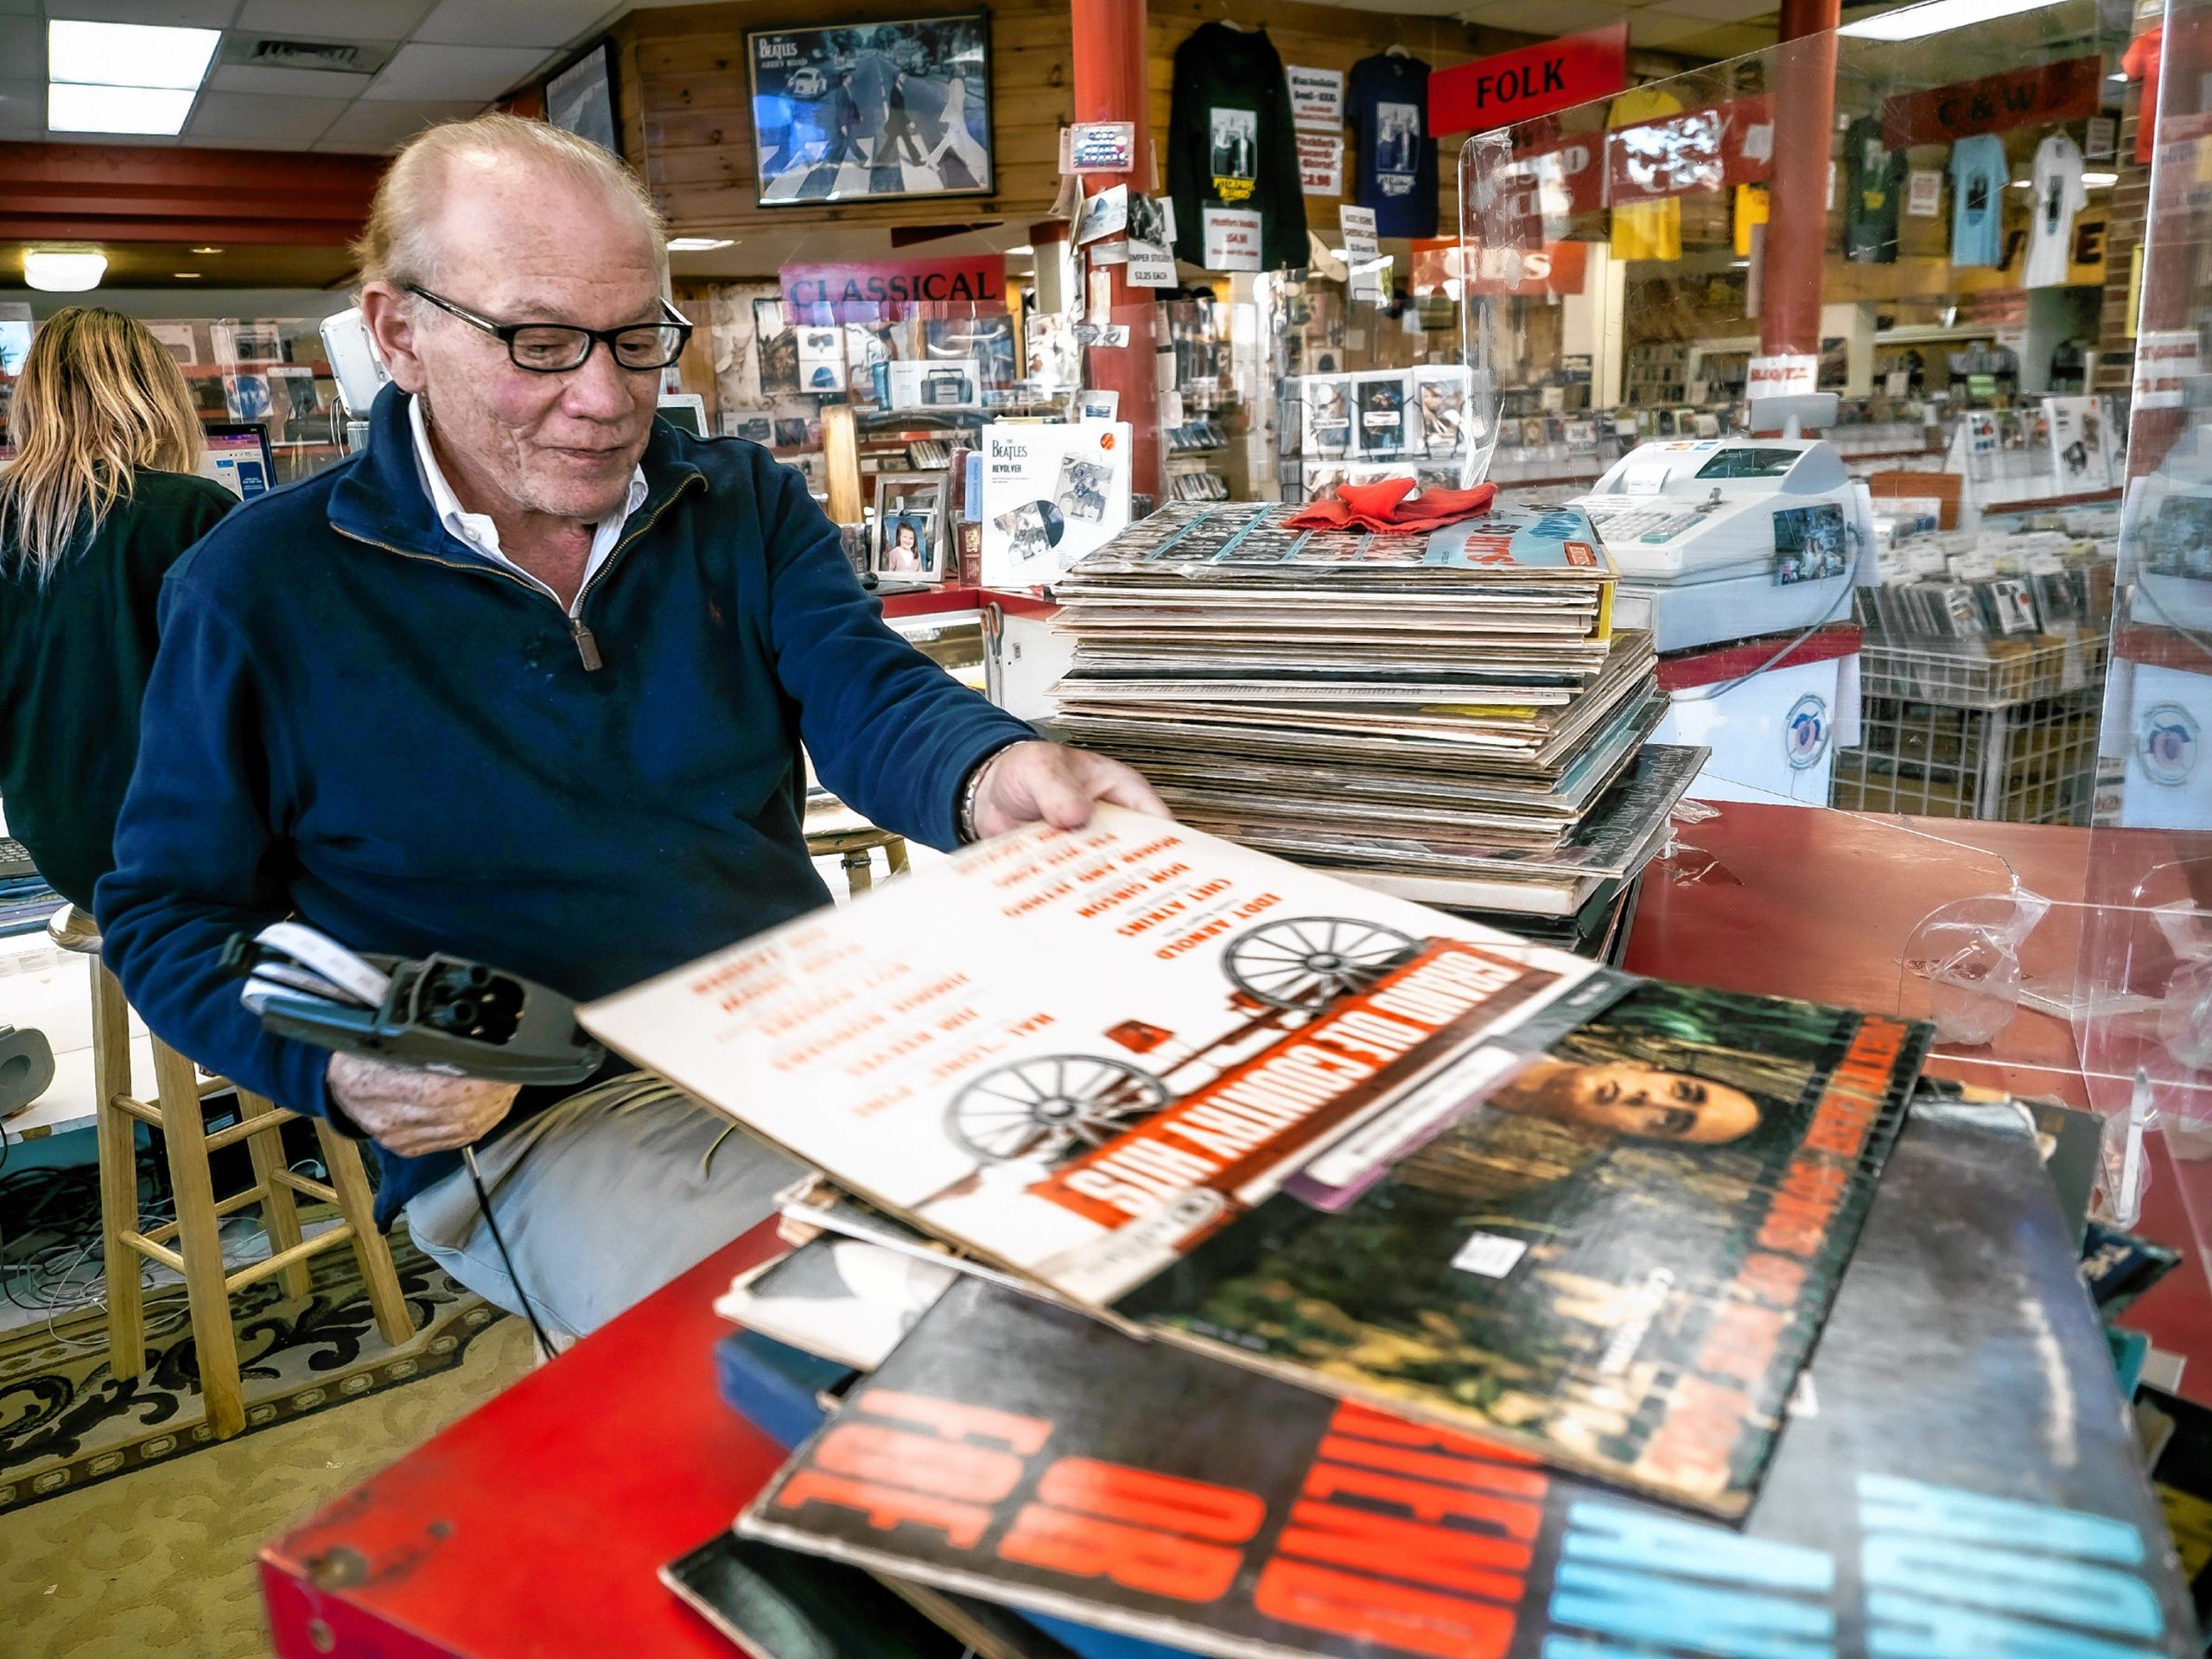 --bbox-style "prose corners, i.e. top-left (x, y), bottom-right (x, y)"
top-left (1449, 0), bottom-right (2210, 1265)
